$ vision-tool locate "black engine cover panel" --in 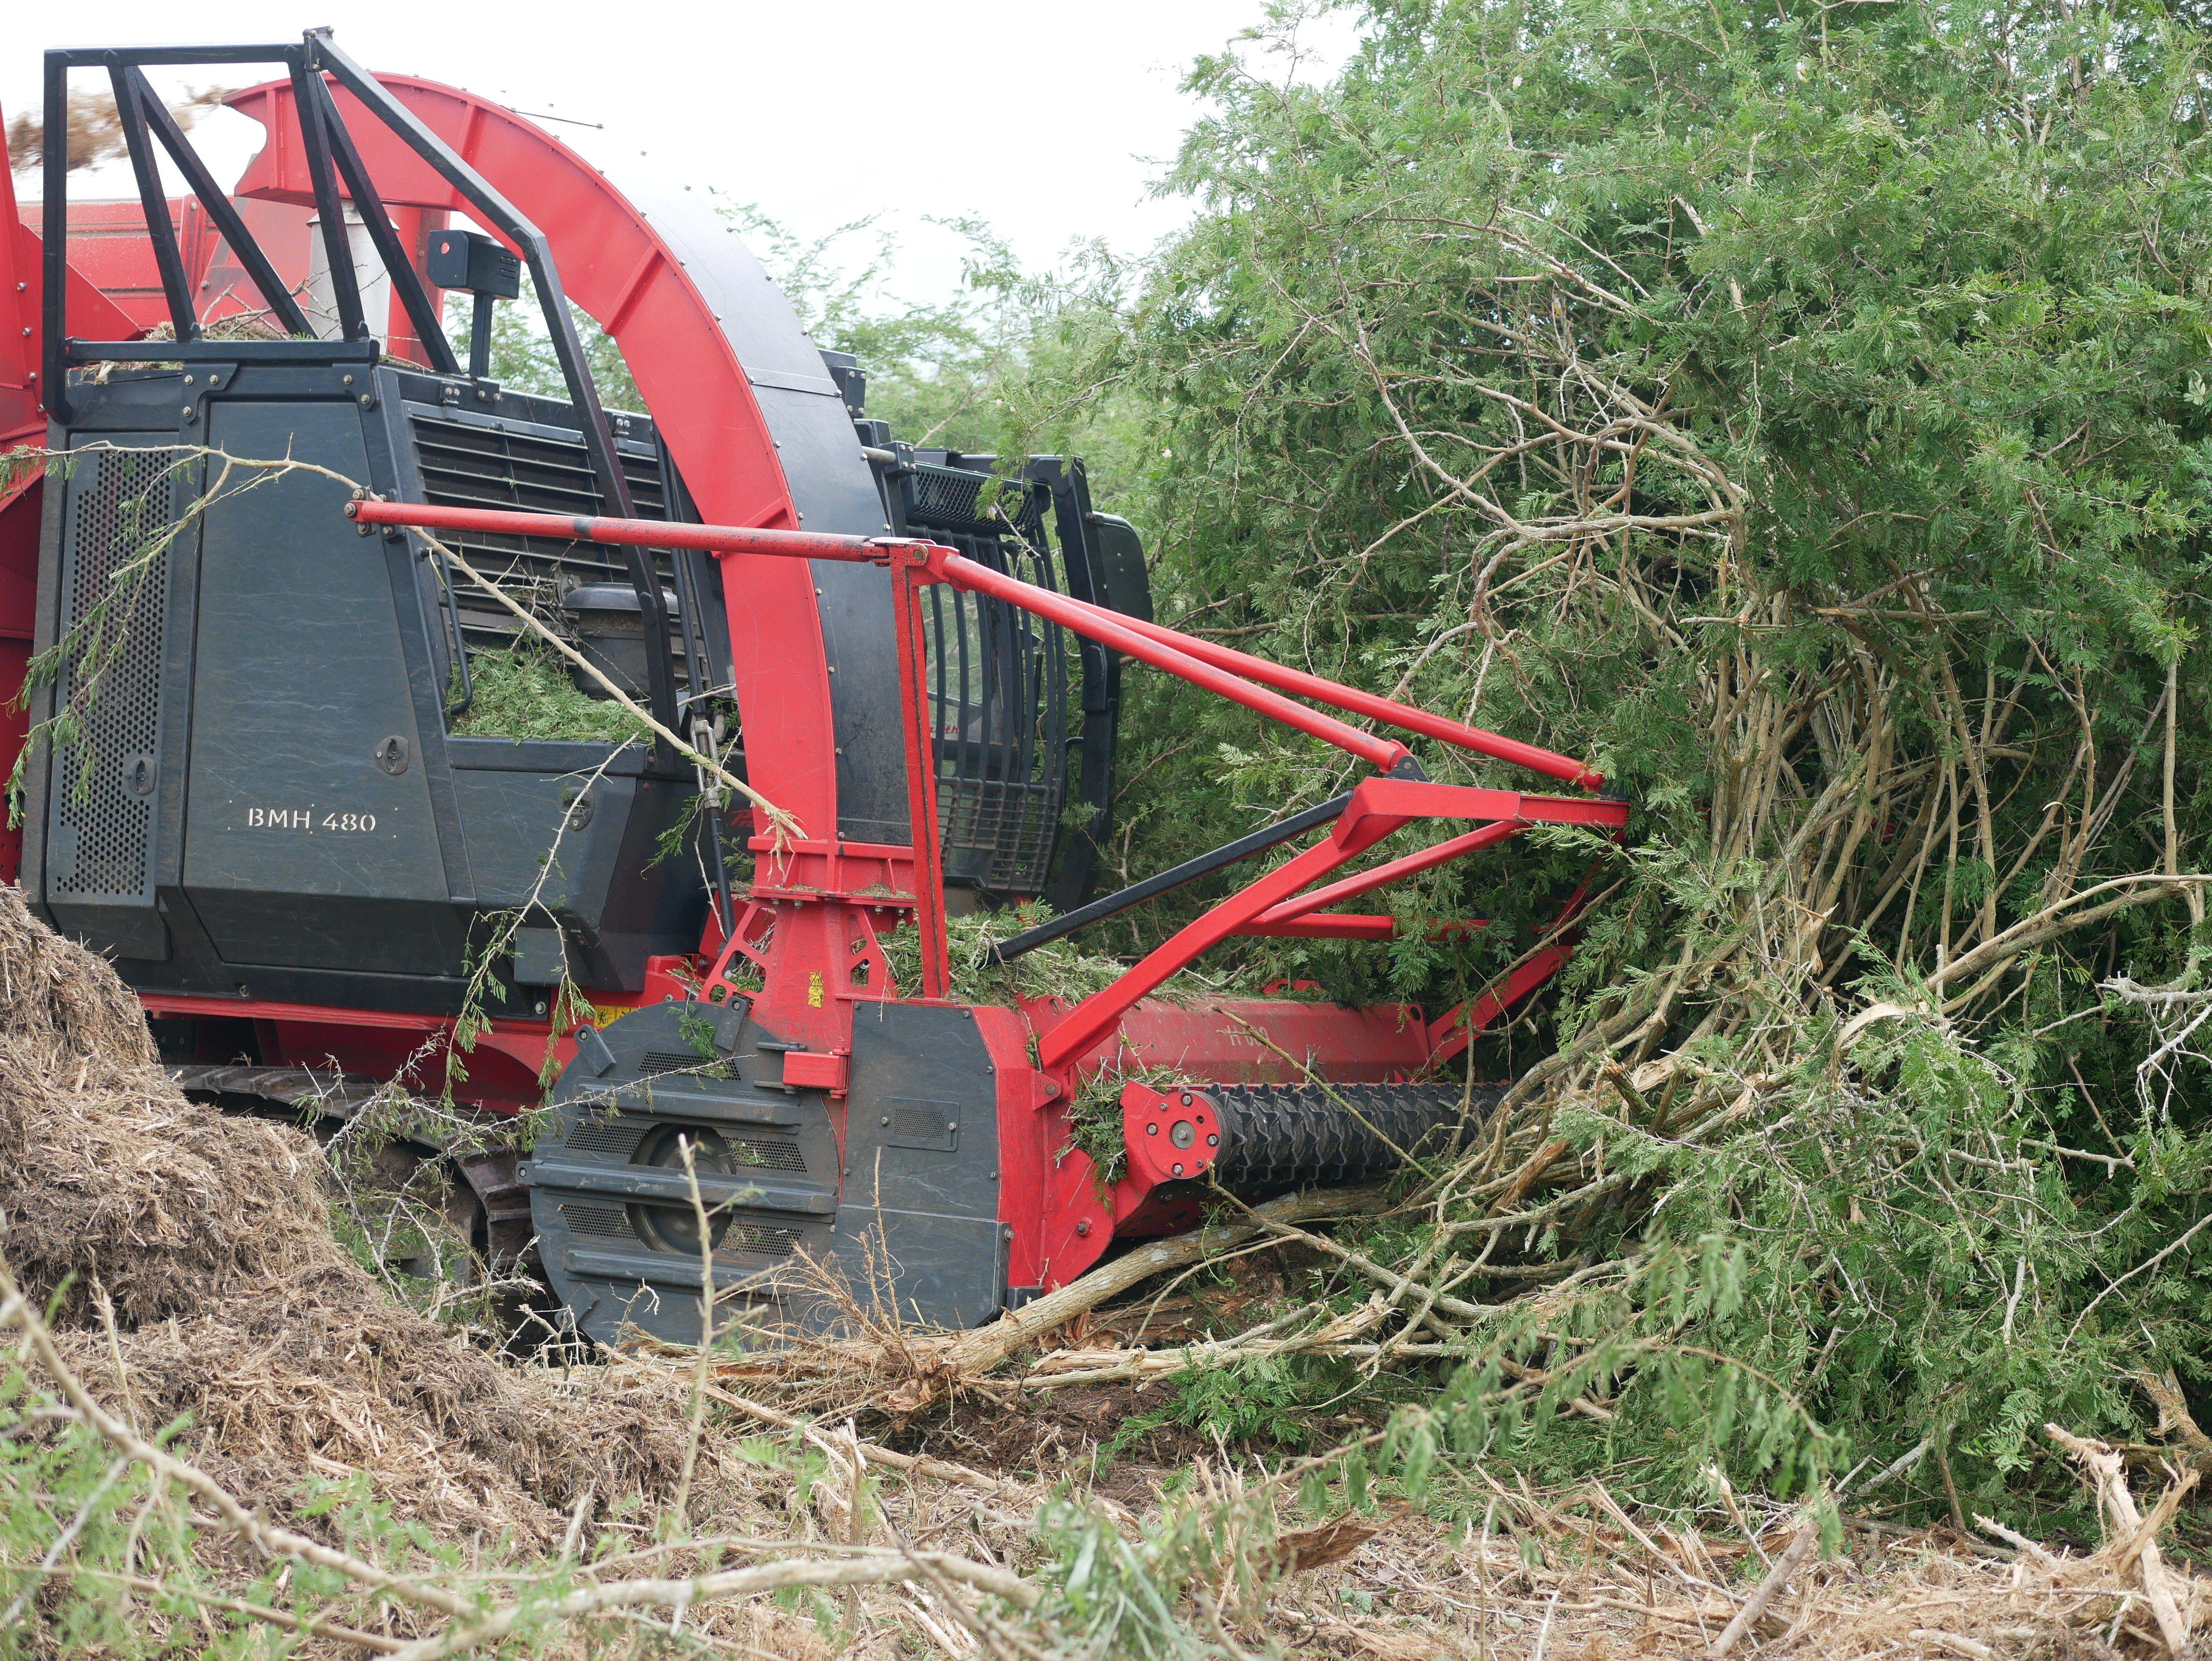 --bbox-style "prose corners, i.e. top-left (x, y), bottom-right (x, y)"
top-left (25, 361), bottom-right (703, 1013)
